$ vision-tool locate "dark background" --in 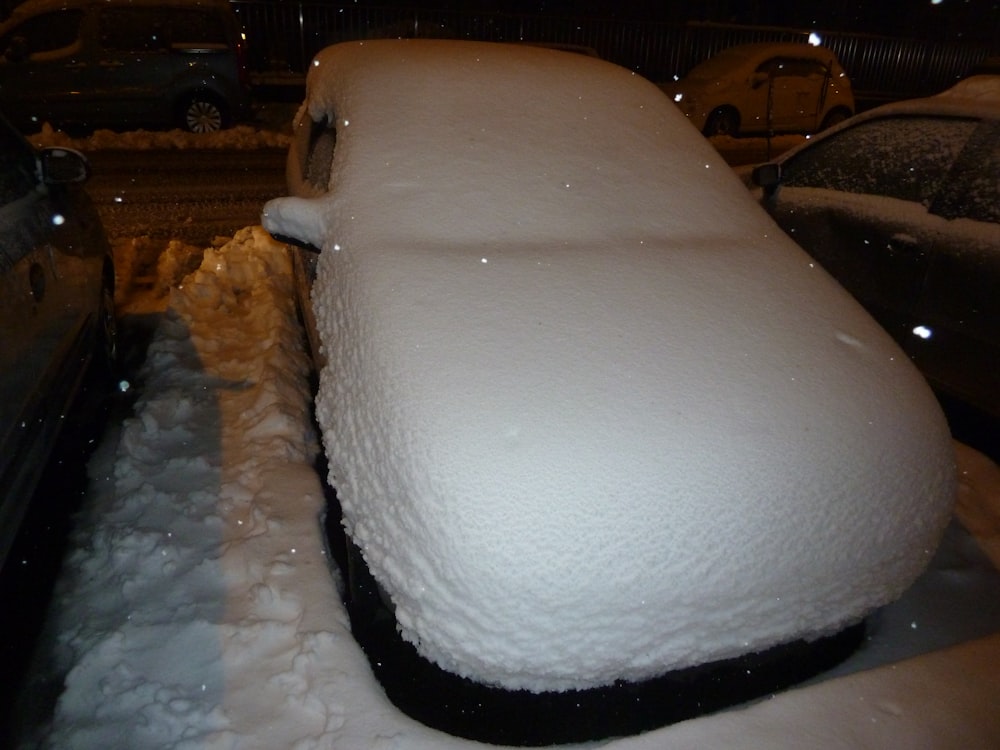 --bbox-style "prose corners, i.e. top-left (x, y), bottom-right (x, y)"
top-left (2, 0), bottom-right (999, 45)
top-left (346, 0), bottom-right (999, 44)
